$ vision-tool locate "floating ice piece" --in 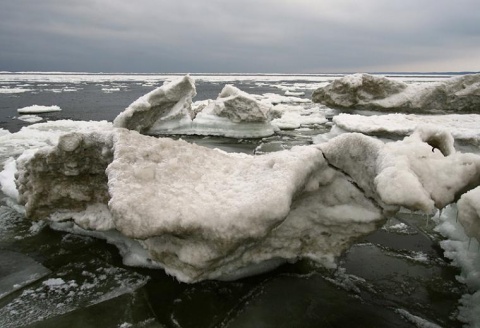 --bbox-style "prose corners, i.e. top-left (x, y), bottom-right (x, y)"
top-left (113, 75), bottom-right (197, 134)
top-left (284, 90), bottom-right (305, 96)
top-left (14, 128), bottom-right (385, 282)
top-left (261, 93), bottom-right (311, 105)
top-left (10, 125), bottom-right (480, 283)
top-left (0, 88), bottom-right (32, 94)
top-left (313, 73), bottom-right (480, 113)
top-left (17, 105), bottom-right (62, 114)
top-left (17, 115), bottom-right (43, 123)
top-left (270, 104), bottom-right (327, 130)
top-left (332, 113), bottom-right (480, 144)
top-left (203, 84), bottom-right (271, 123)
top-left (114, 76), bottom-right (276, 138)
top-left (149, 84), bottom-right (276, 138)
